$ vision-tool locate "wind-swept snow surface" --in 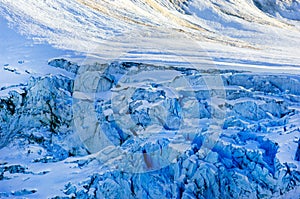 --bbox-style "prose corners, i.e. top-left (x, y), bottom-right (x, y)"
top-left (0, 0), bottom-right (299, 69)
